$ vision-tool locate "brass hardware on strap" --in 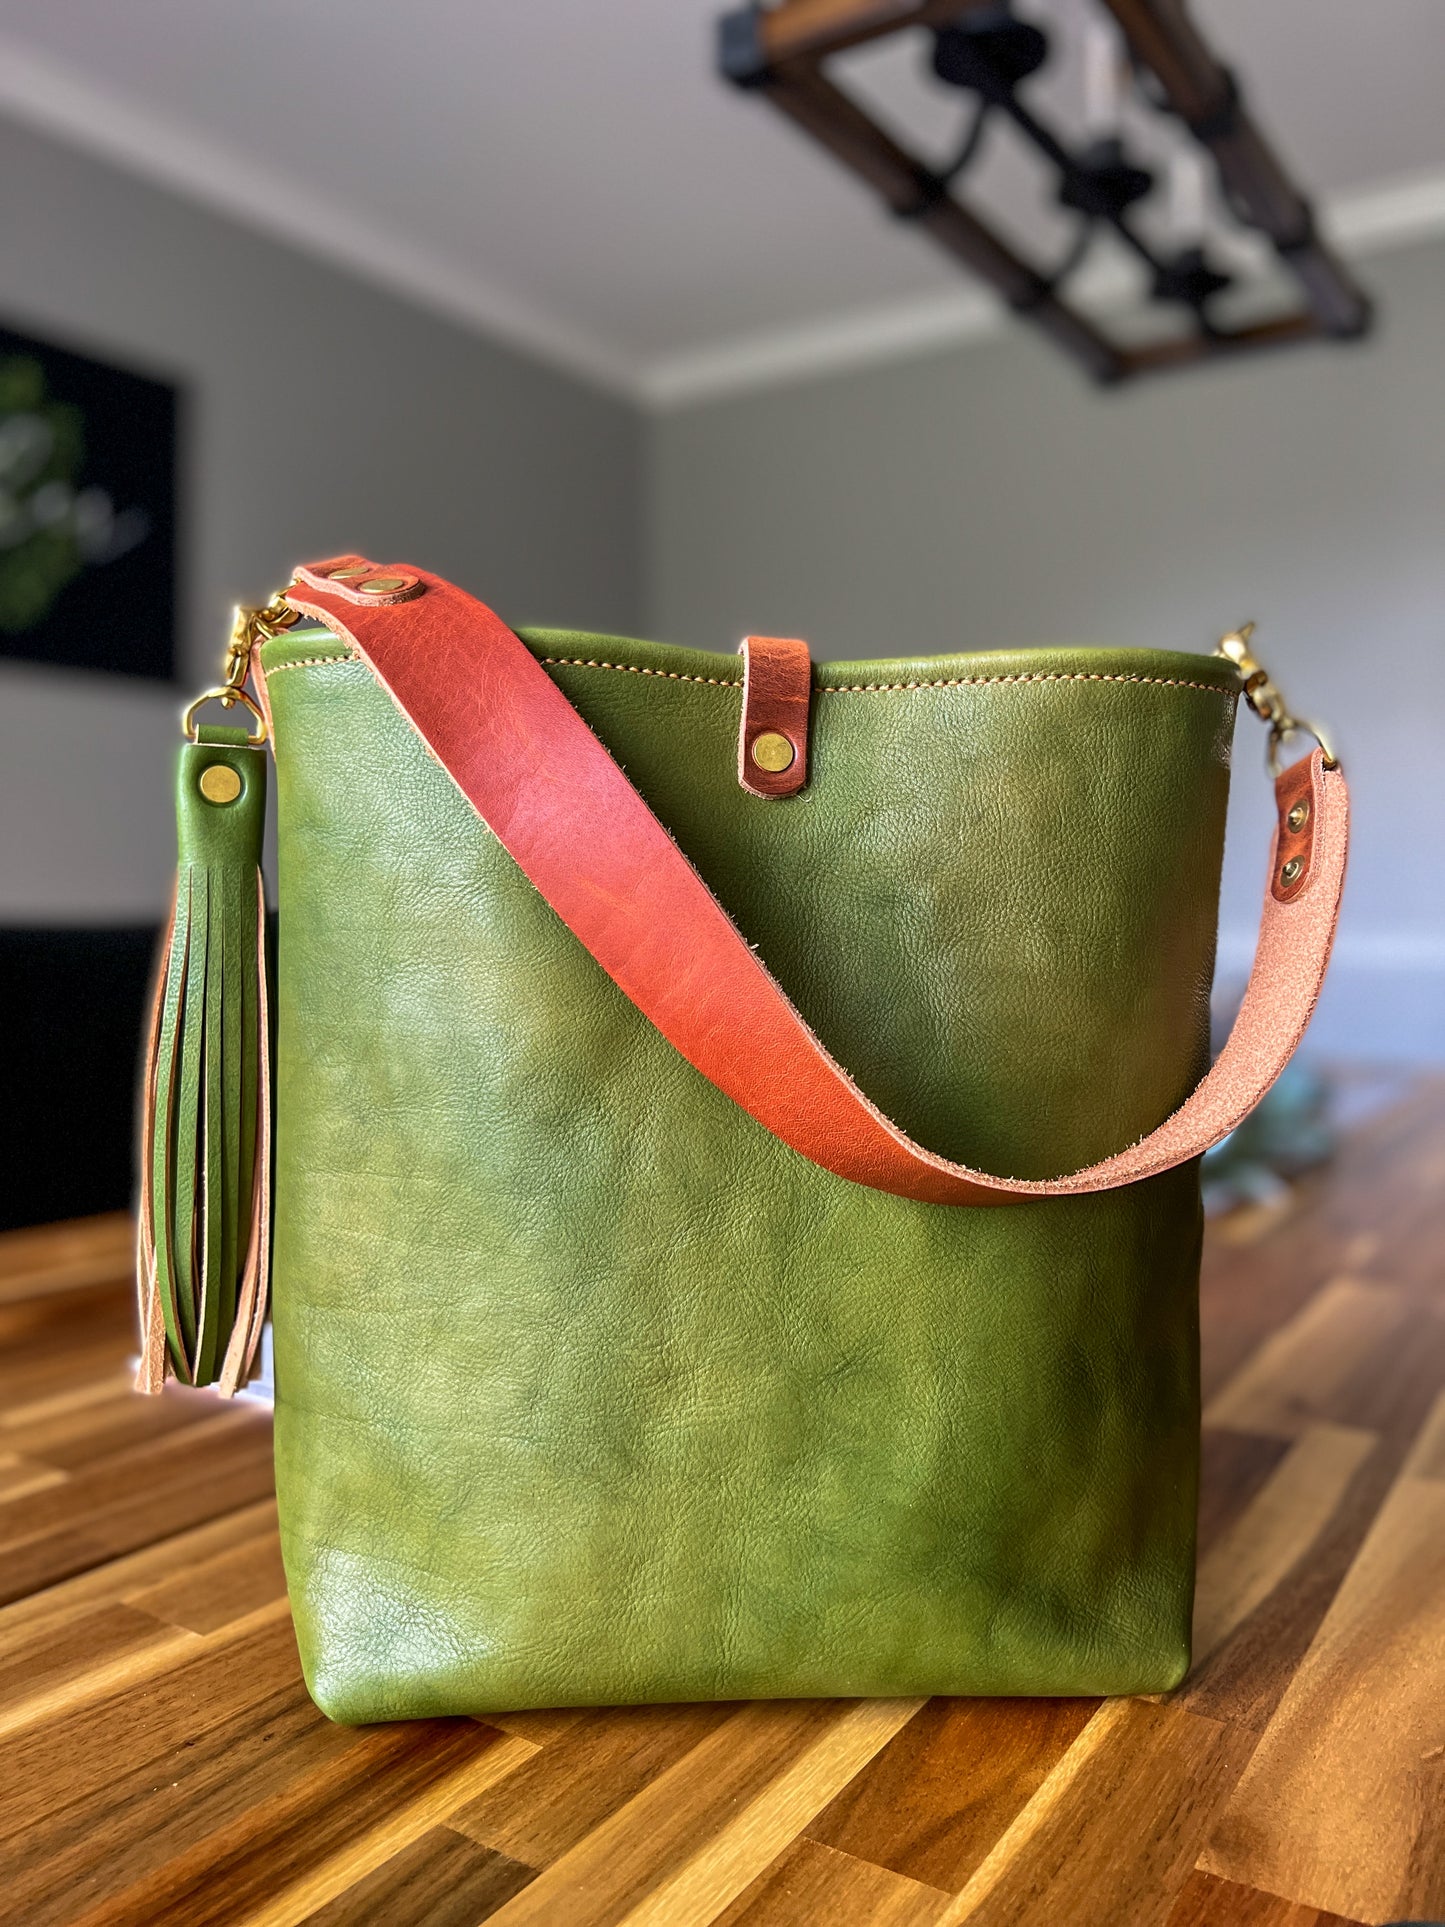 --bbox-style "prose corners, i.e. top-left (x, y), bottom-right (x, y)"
top-left (198, 764), bottom-right (244, 805)
top-left (750, 730), bottom-right (796, 773)
top-left (182, 588), bottom-right (298, 744)
top-left (1215, 621), bottom-right (1339, 776)
top-left (225, 592), bottom-right (300, 691)
top-left (182, 685), bottom-right (268, 745)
